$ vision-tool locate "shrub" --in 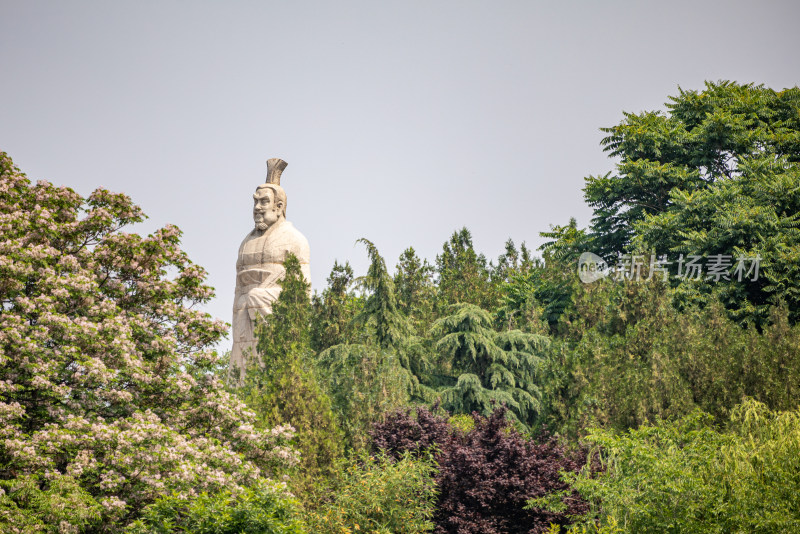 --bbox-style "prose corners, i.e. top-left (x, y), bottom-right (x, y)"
top-left (545, 518), bottom-right (623, 534)
top-left (125, 481), bottom-right (306, 534)
top-left (0, 474), bottom-right (102, 533)
top-left (570, 399), bottom-right (800, 533)
top-left (370, 405), bottom-right (452, 458)
top-left (305, 451), bottom-right (438, 534)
